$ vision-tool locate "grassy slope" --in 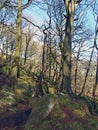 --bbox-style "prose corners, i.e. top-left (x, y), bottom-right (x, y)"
top-left (26, 94), bottom-right (98, 130)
